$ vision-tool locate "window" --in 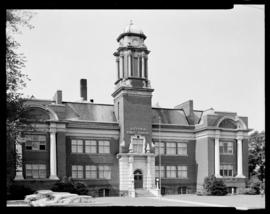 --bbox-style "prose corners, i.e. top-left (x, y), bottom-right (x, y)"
top-left (133, 57), bottom-right (139, 77)
top-left (220, 165), bottom-right (233, 177)
top-left (155, 166), bottom-right (165, 178)
top-left (85, 140), bottom-right (97, 154)
top-left (72, 165), bottom-right (83, 179)
top-left (155, 142), bottom-right (165, 155)
top-left (98, 141), bottom-right (110, 154)
top-left (220, 142), bottom-right (233, 154)
top-left (166, 166), bottom-right (177, 178)
top-left (132, 138), bottom-right (144, 153)
top-left (25, 164), bottom-right (46, 179)
top-left (177, 143), bottom-right (187, 155)
top-left (71, 140), bottom-right (83, 153)
top-left (85, 165), bottom-right (97, 179)
top-left (98, 165), bottom-right (111, 179)
top-left (166, 142), bottom-right (176, 155)
top-left (177, 166), bottom-right (188, 178)
top-left (25, 135), bottom-right (46, 151)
